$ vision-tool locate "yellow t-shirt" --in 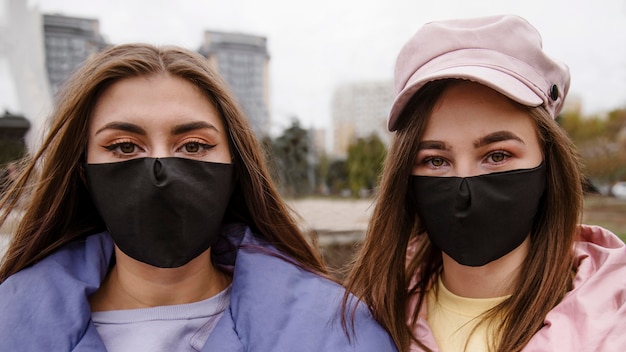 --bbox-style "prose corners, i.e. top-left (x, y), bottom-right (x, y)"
top-left (427, 278), bottom-right (509, 352)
